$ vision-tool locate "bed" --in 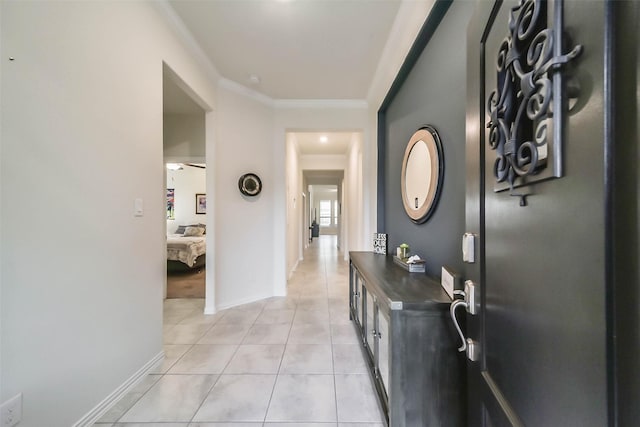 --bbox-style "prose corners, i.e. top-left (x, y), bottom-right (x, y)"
top-left (167, 224), bottom-right (206, 272)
